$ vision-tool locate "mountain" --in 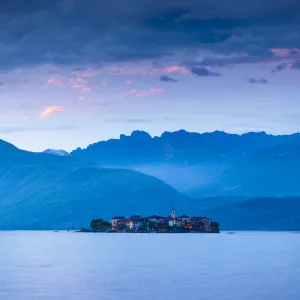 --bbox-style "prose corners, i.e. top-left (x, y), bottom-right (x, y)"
top-left (205, 197), bottom-right (300, 231)
top-left (191, 138), bottom-right (300, 197)
top-left (1, 137), bottom-right (300, 230)
top-left (70, 130), bottom-right (300, 197)
top-left (43, 149), bottom-right (69, 156)
top-left (0, 140), bottom-right (188, 229)
top-left (72, 130), bottom-right (300, 164)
